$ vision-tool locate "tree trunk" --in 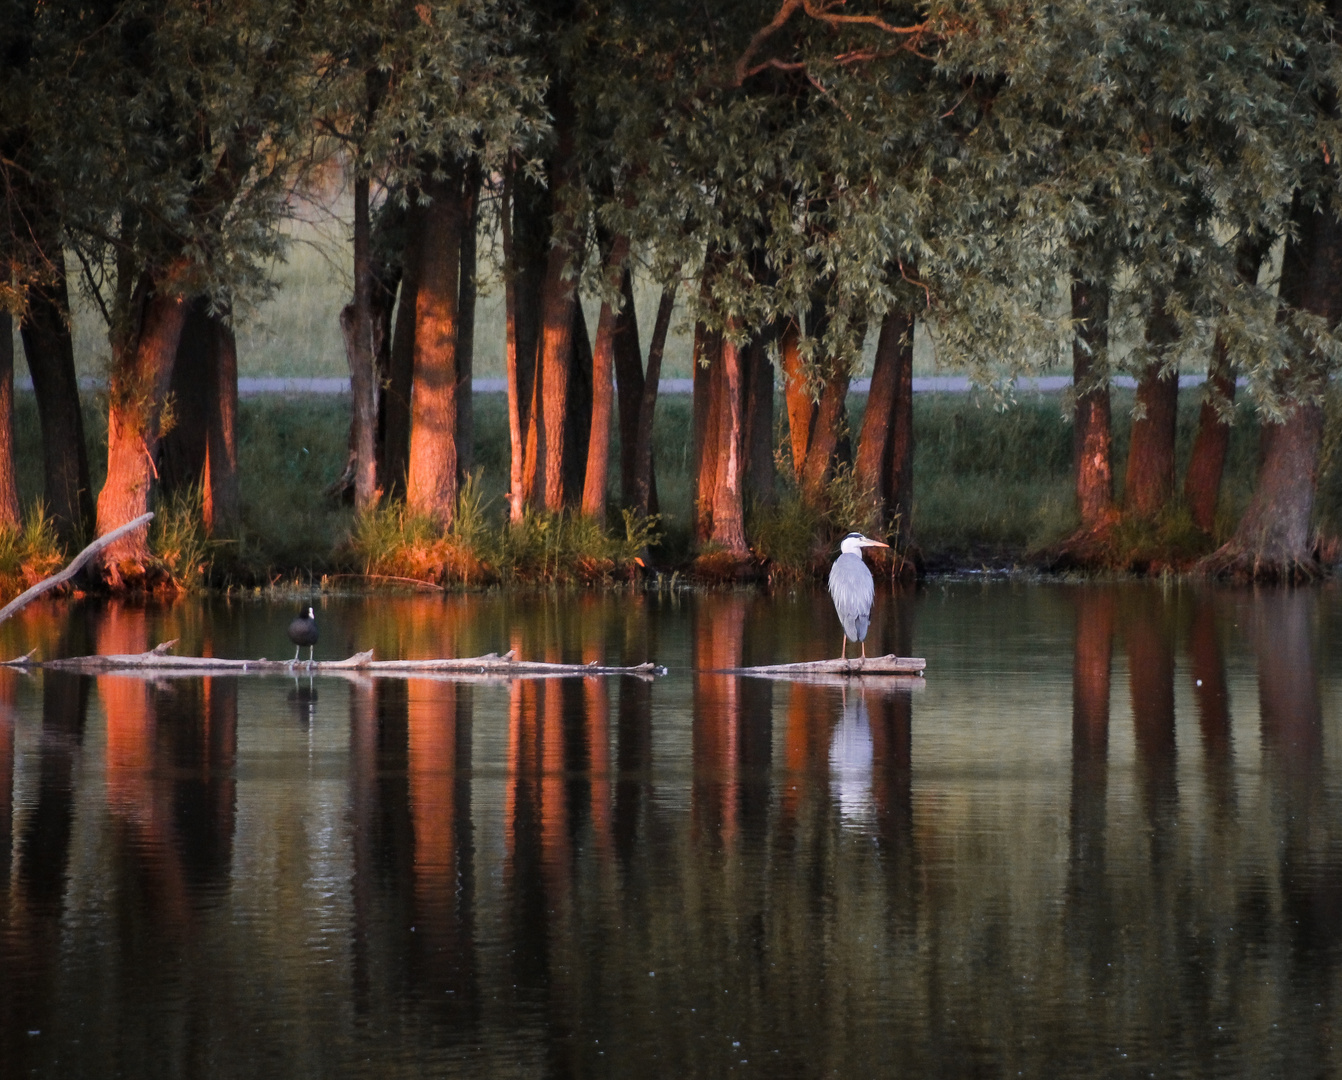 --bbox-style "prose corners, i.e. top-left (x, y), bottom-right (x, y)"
top-left (205, 315), bottom-right (240, 537)
top-left (19, 248), bottom-right (93, 547)
top-left (506, 165), bottom-right (550, 516)
top-left (370, 206), bottom-right (403, 493)
top-left (96, 278), bottom-right (191, 582)
top-left (341, 173), bottom-right (380, 513)
top-left (1184, 240), bottom-right (1267, 532)
top-left (0, 308), bottom-right (20, 531)
top-left (157, 297), bottom-right (238, 537)
top-left (407, 171), bottom-right (464, 528)
top-left (1204, 191), bottom-right (1342, 579)
top-left (563, 302), bottom-right (593, 508)
top-left (693, 321), bottom-right (723, 545)
top-left (632, 286), bottom-right (675, 519)
top-left (582, 235), bottom-right (630, 519)
top-left (799, 363), bottom-right (851, 505)
top-left (612, 268), bottom-right (645, 509)
top-left (383, 196), bottom-right (423, 498)
top-left (1071, 274), bottom-right (1115, 533)
top-left (456, 158), bottom-right (480, 481)
top-left (537, 86), bottom-right (580, 513)
top-left (159, 298), bottom-right (214, 494)
top-left (778, 316), bottom-right (814, 478)
top-left (709, 324), bottom-right (748, 557)
top-left (1123, 289), bottom-right (1180, 520)
top-left (887, 313), bottom-right (915, 546)
top-left (855, 310), bottom-right (908, 531)
top-left (743, 332), bottom-right (775, 505)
